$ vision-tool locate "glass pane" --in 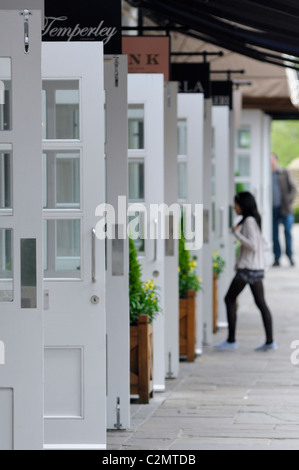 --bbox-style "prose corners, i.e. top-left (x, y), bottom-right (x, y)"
top-left (235, 180), bottom-right (251, 193)
top-left (0, 59), bottom-right (11, 131)
top-left (21, 239), bottom-right (36, 309)
top-left (128, 105), bottom-right (144, 149)
top-left (212, 128), bottom-right (215, 152)
top-left (129, 161), bottom-right (144, 201)
top-left (42, 90), bottom-right (47, 139)
top-left (43, 151), bottom-right (80, 209)
top-left (236, 154), bottom-right (250, 178)
top-left (44, 219), bottom-right (81, 278)
top-left (128, 211), bottom-right (145, 254)
top-left (42, 80), bottom-right (80, 140)
top-left (178, 119), bottom-right (187, 155)
top-left (212, 162), bottom-right (216, 196)
top-left (237, 129), bottom-right (251, 149)
top-left (0, 145), bottom-right (12, 210)
top-left (178, 162), bottom-right (187, 200)
top-left (0, 229), bottom-right (13, 301)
